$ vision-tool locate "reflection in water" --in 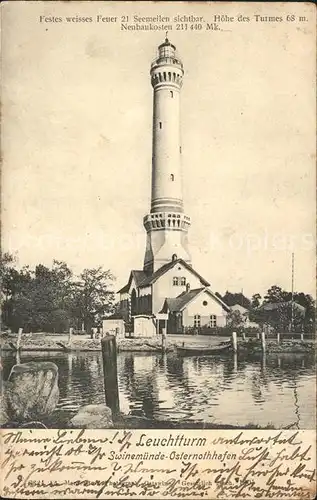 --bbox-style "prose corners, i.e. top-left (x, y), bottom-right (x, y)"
top-left (293, 377), bottom-right (300, 430)
top-left (2, 350), bottom-right (315, 429)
